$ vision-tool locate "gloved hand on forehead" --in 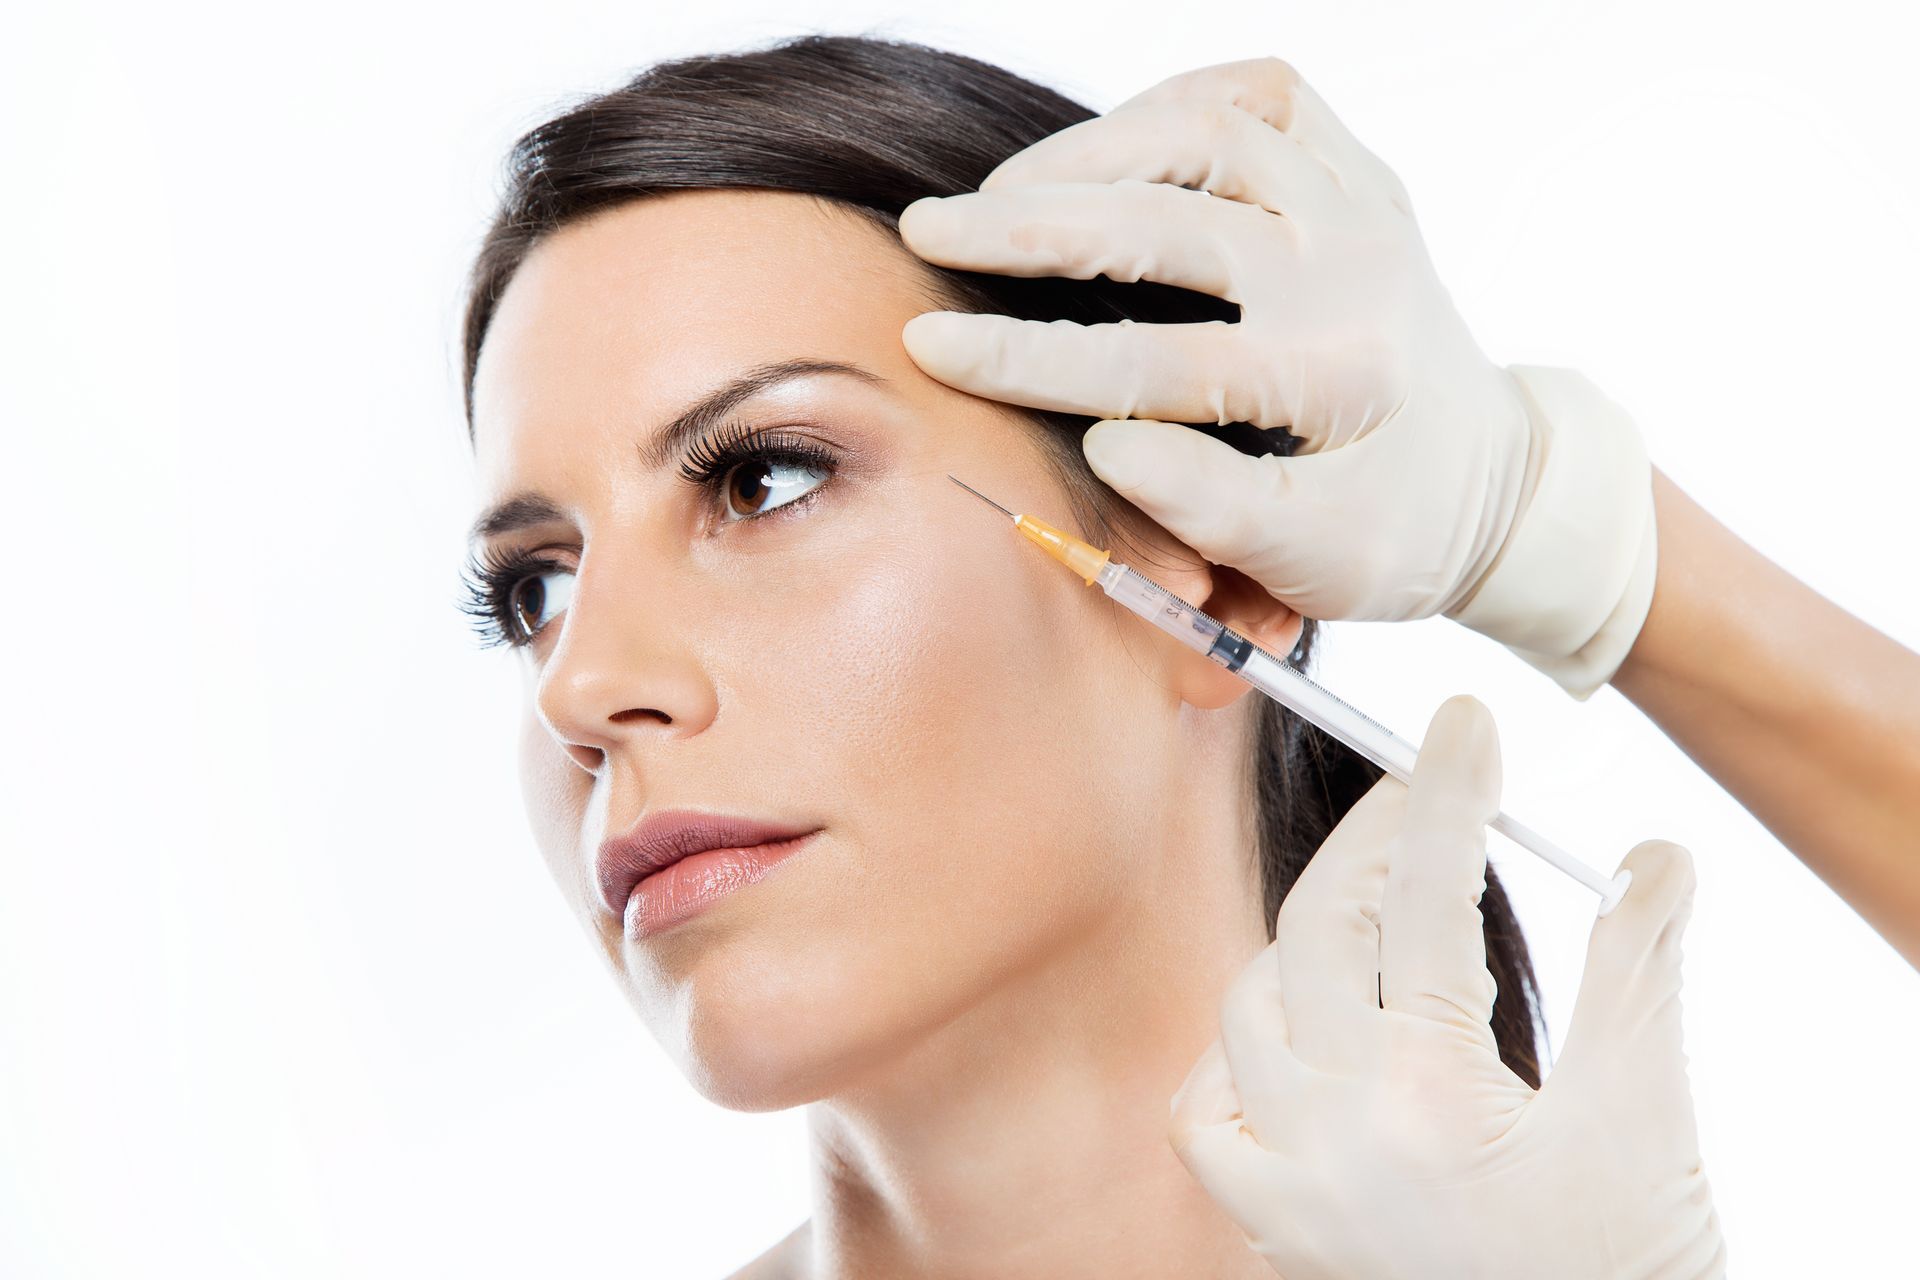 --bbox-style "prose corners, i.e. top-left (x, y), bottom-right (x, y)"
top-left (897, 57), bottom-right (1657, 700)
top-left (1167, 694), bottom-right (1726, 1278)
